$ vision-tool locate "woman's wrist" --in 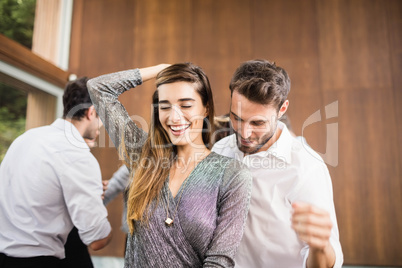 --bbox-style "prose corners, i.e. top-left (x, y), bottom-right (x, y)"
top-left (139, 64), bottom-right (170, 82)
